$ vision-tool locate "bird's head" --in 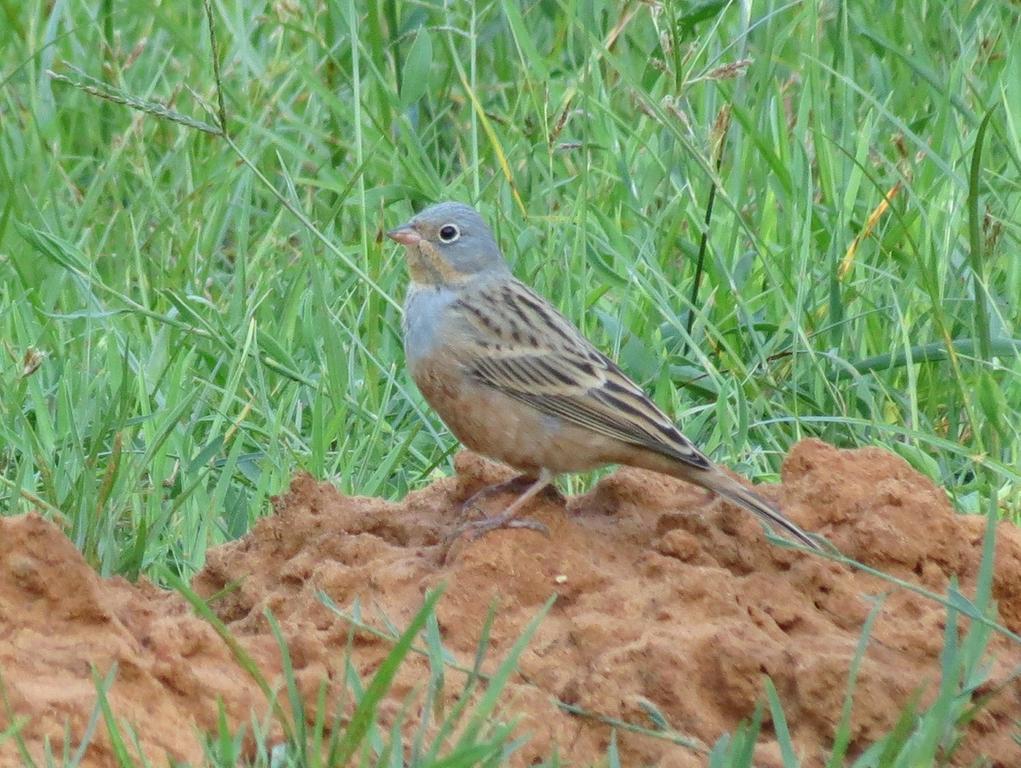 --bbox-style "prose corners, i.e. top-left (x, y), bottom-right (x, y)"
top-left (386, 202), bottom-right (509, 285)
